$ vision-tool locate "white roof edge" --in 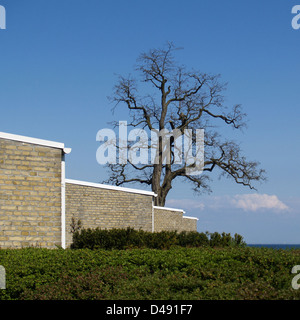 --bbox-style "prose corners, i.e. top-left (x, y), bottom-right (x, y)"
top-left (154, 205), bottom-right (185, 213)
top-left (183, 215), bottom-right (199, 220)
top-left (0, 131), bottom-right (68, 151)
top-left (65, 178), bottom-right (157, 197)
